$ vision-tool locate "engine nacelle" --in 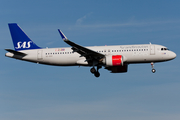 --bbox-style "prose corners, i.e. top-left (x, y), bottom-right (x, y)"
top-left (103, 55), bottom-right (123, 67)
